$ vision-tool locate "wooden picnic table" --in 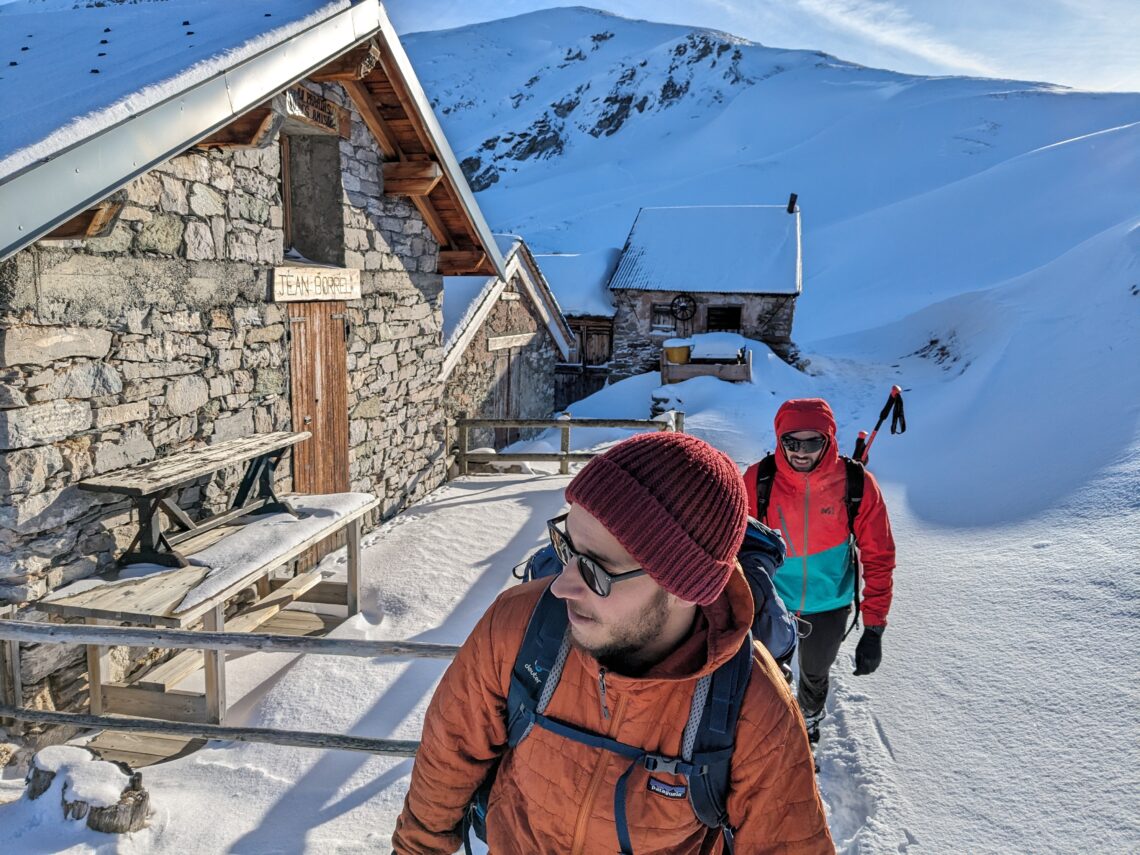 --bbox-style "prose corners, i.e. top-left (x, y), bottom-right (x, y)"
top-left (78, 431), bottom-right (311, 568)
